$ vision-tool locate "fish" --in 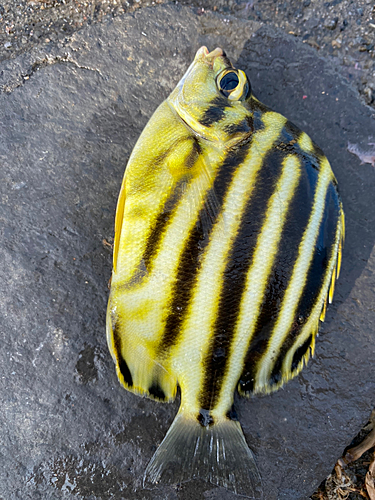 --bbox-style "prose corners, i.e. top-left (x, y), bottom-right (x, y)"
top-left (106, 46), bottom-right (344, 498)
